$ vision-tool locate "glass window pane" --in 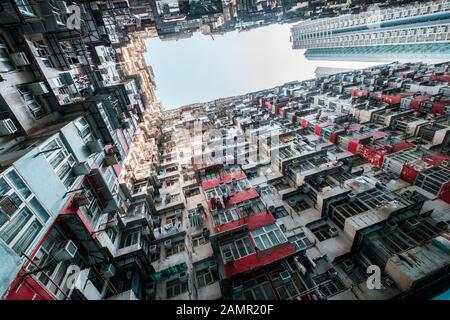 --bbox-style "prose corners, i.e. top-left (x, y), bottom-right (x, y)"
top-left (29, 197), bottom-right (50, 222)
top-left (12, 220), bottom-right (42, 254)
top-left (0, 208), bottom-right (32, 244)
top-left (6, 171), bottom-right (31, 198)
top-left (0, 178), bottom-right (10, 197)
